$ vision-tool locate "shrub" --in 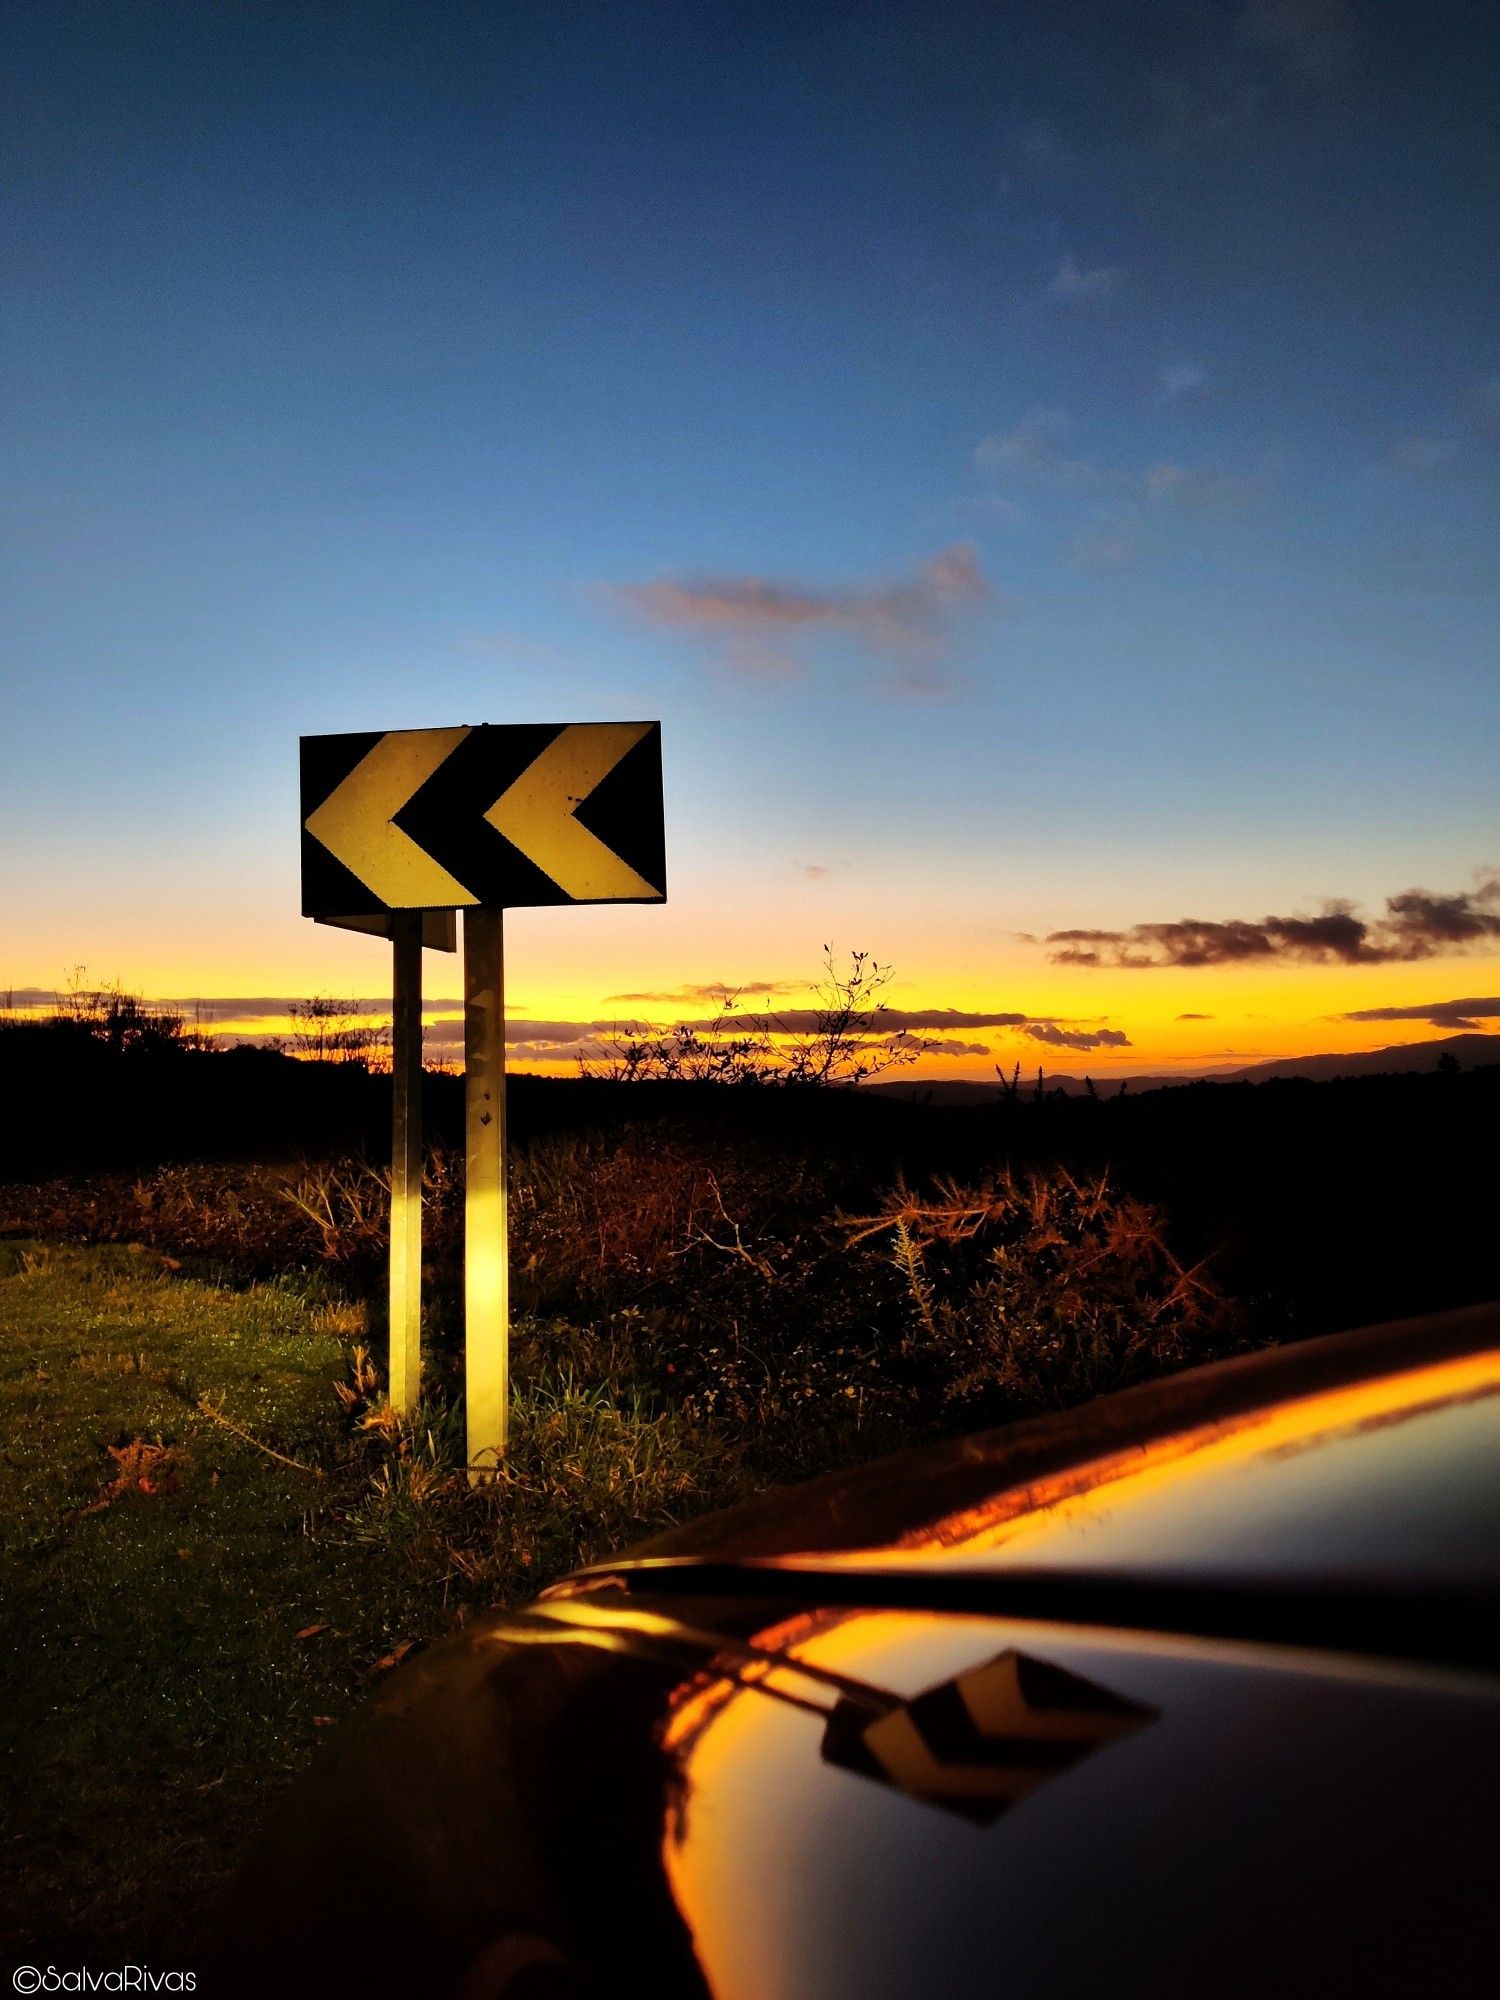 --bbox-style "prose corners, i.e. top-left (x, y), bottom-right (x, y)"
top-left (844, 1167), bottom-right (1246, 1421)
top-left (579, 948), bottom-right (919, 1089)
